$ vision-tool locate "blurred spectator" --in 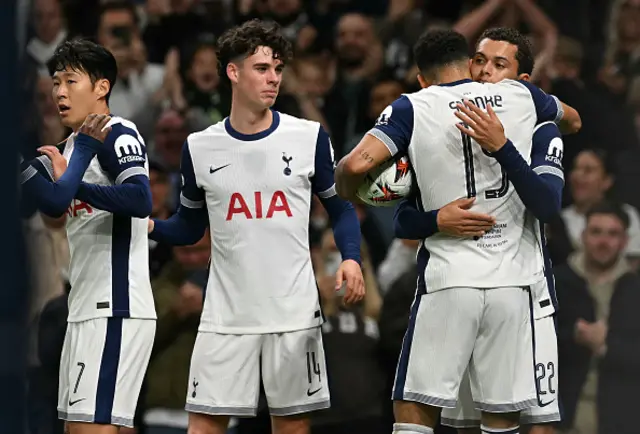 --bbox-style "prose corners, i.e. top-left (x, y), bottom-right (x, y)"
top-left (143, 233), bottom-right (210, 434)
top-left (97, 1), bottom-right (165, 123)
top-left (556, 202), bottom-right (640, 434)
top-left (599, 0), bottom-right (640, 105)
top-left (561, 149), bottom-right (640, 266)
top-left (26, 0), bottom-right (67, 76)
top-left (311, 228), bottom-right (386, 434)
top-left (376, 239), bottom-right (418, 296)
top-left (149, 160), bottom-right (174, 279)
top-left (322, 13), bottom-right (384, 156)
top-left (547, 36), bottom-right (638, 169)
top-left (152, 109), bottom-right (190, 210)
